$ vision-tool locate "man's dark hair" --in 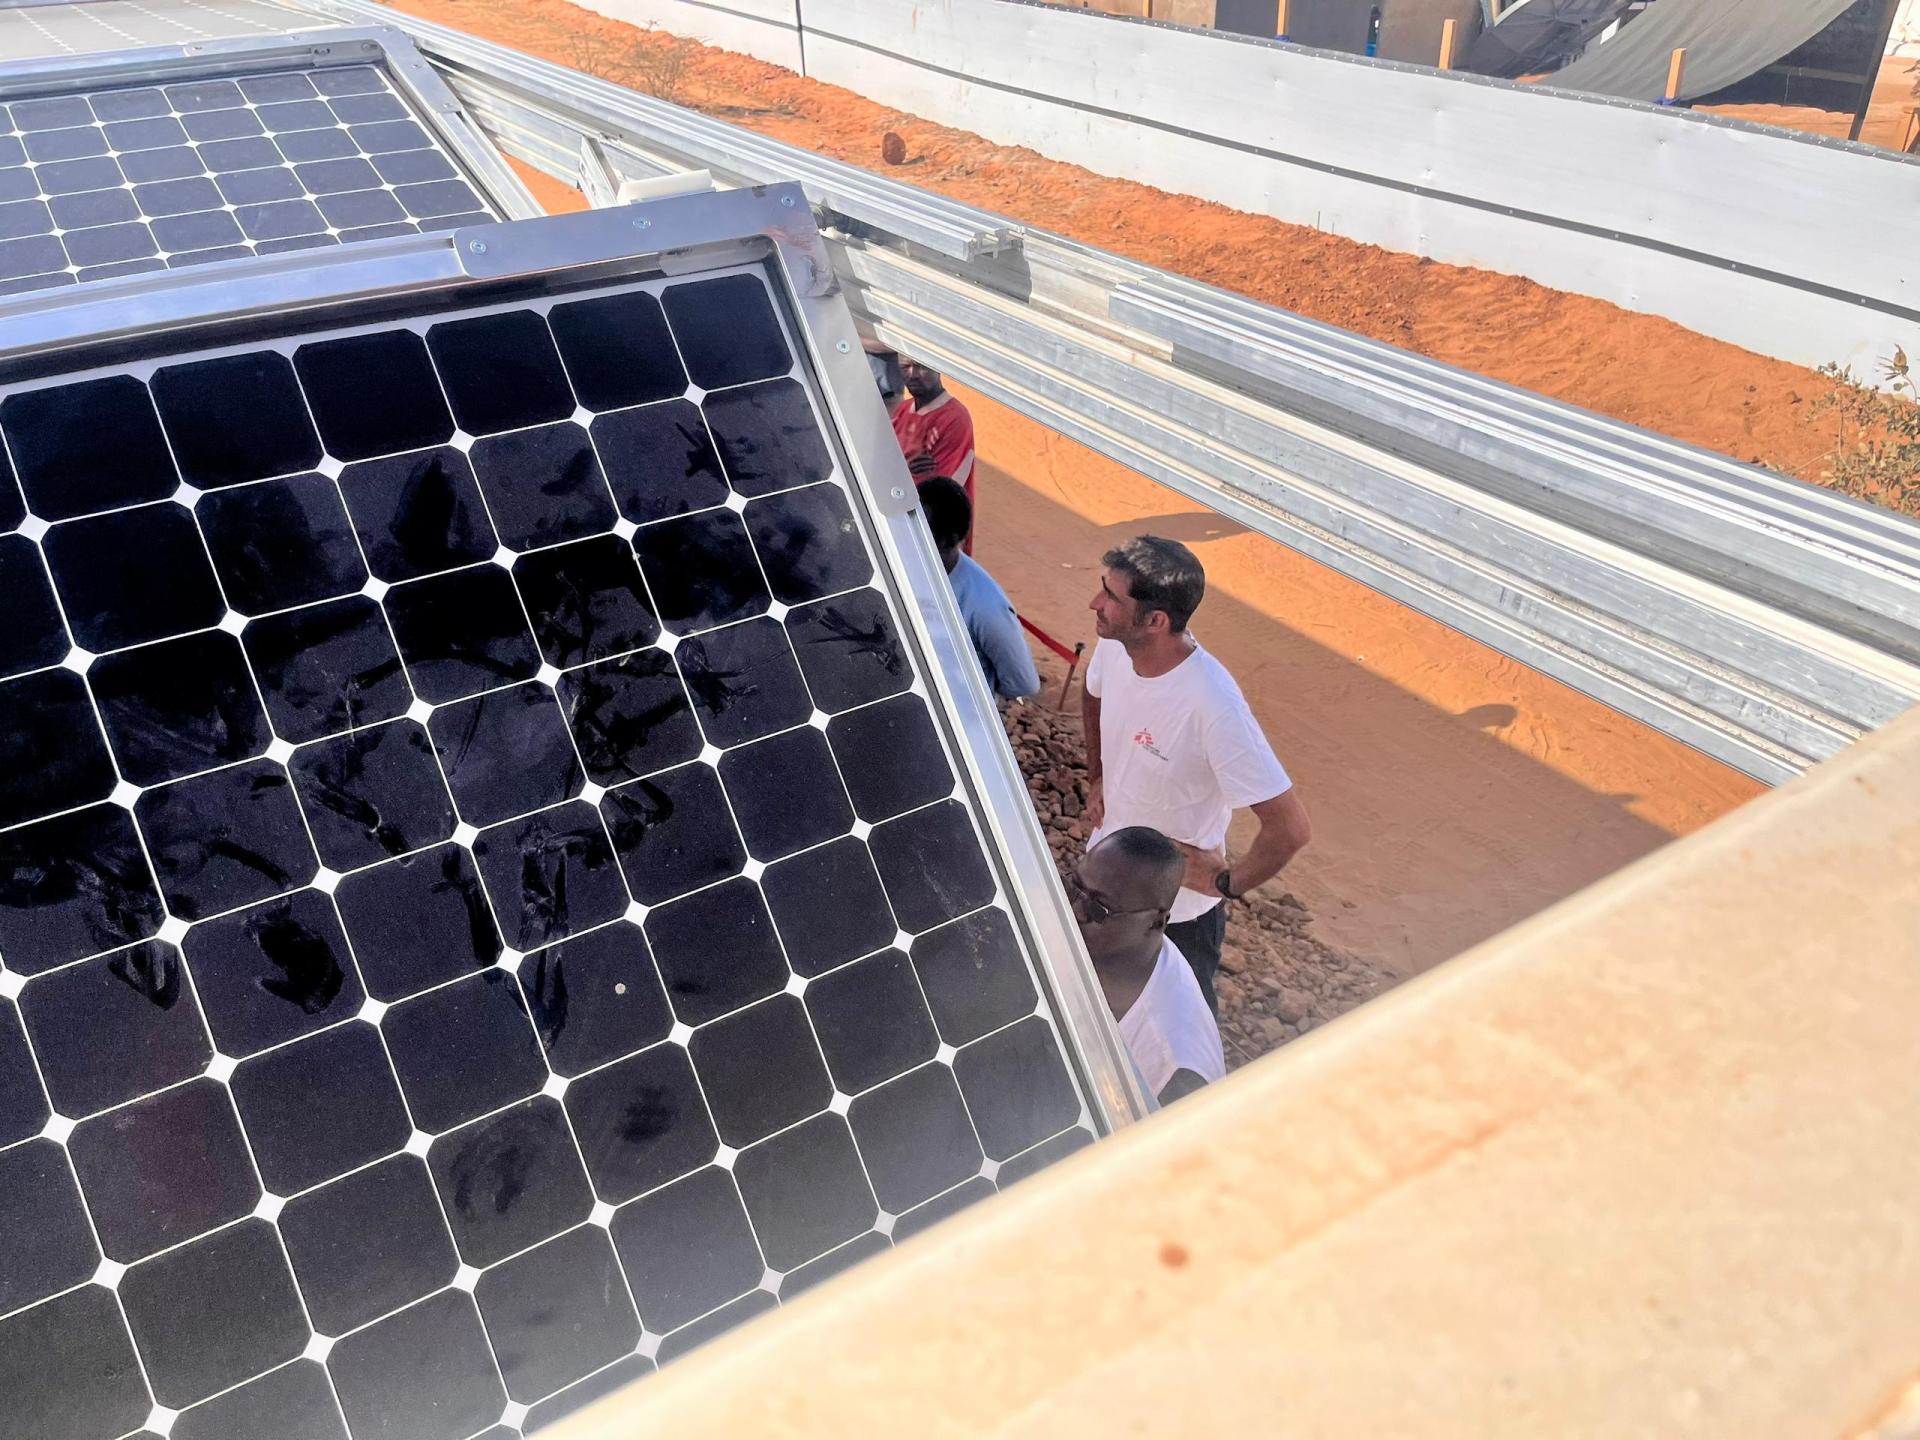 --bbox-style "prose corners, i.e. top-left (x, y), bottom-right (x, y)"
top-left (918, 475), bottom-right (972, 553)
top-left (1102, 535), bottom-right (1205, 632)
top-left (1103, 826), bottom-right (1185, 909)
